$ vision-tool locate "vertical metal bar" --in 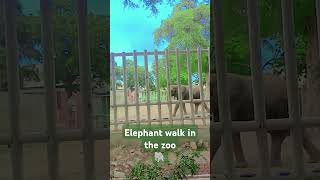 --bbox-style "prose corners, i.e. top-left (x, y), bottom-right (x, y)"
top-left (111, 54), bottom-right (118, 130)
top-left (247, 0), bottom-right (270, 178)
top-left (316, 0), bottom-right (320, 56)
top-left (207, 47), bottom-right (210, 109)
top-left (40, 0), bottom-right (59, 179)
top-left (186, 48), bottom-right (195, 124)
top-left (133, 51), bottom-right (140, 126)
top-left (281, 0), bottom-right (304, 177)
top-left (212, 0), bottom-right (234, 178)
top-left (76, 0), bottom-right (95, 179)
top-left (154, 50), bottom-right (162, 124)
top-left (165, 50), bottom-right (173, 125)
top-left (175, 48), bottom-right (184, 124)
top-left (4, 0), bottom-right (23, 179)
top-left (101, 95), bottom-right (107, 127)
top-left (122, 53), bottom-right (128, 123)
top-left (144, 50), bottom-right (151, 124)
top-left (197, 47), bottom-right (206, 125)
